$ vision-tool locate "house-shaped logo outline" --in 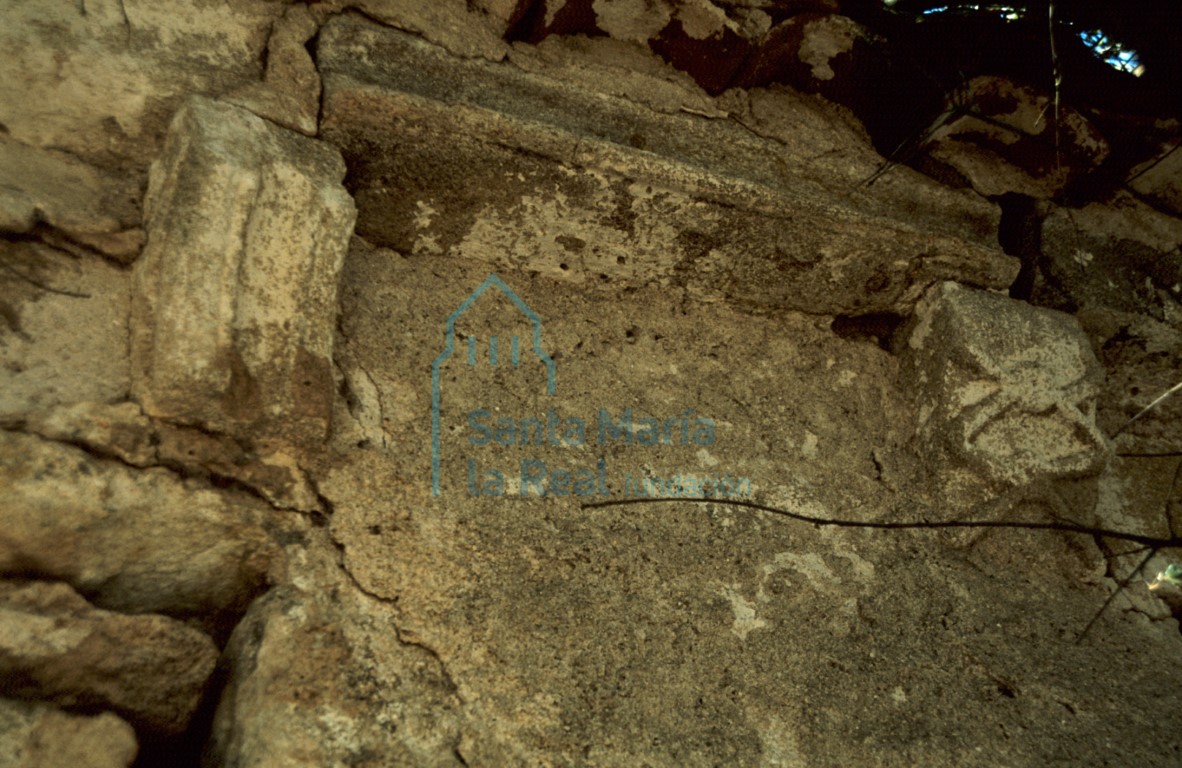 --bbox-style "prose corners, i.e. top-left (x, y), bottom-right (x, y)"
top-left (431, 274), bottom-right (556, 495)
